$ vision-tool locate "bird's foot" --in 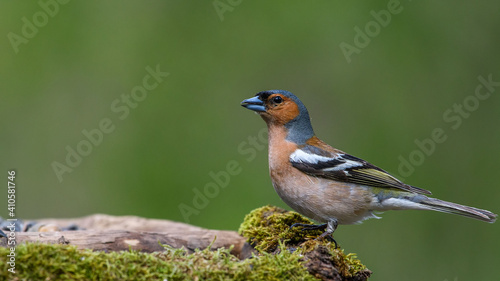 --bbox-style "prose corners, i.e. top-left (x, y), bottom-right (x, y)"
top-left (289, 222), bottom-right (327, 231)
top-left (289, 221), bottom-right (338, 249)
top-left (317, 230), bottom-right (338, 249)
